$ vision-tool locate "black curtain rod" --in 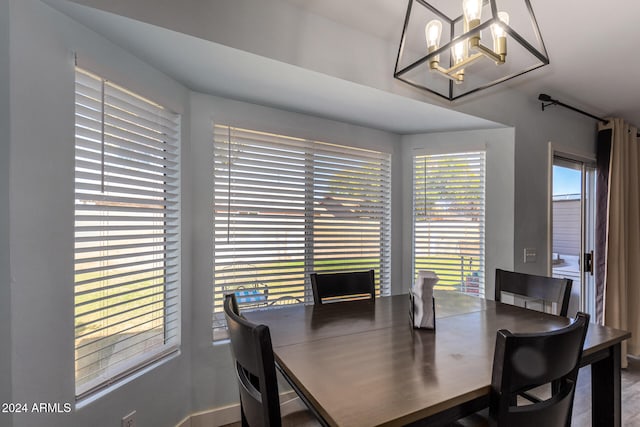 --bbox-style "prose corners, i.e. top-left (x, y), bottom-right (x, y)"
top-left (538, 93), bottom-right (640, 137)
